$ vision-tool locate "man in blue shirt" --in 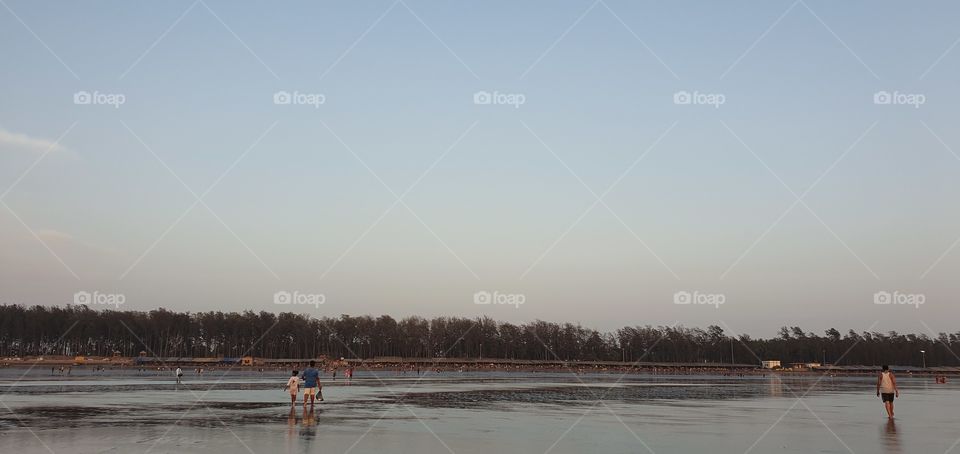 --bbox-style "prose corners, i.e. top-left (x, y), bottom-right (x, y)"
top-left (301, 360), bottom-right (323, 406)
